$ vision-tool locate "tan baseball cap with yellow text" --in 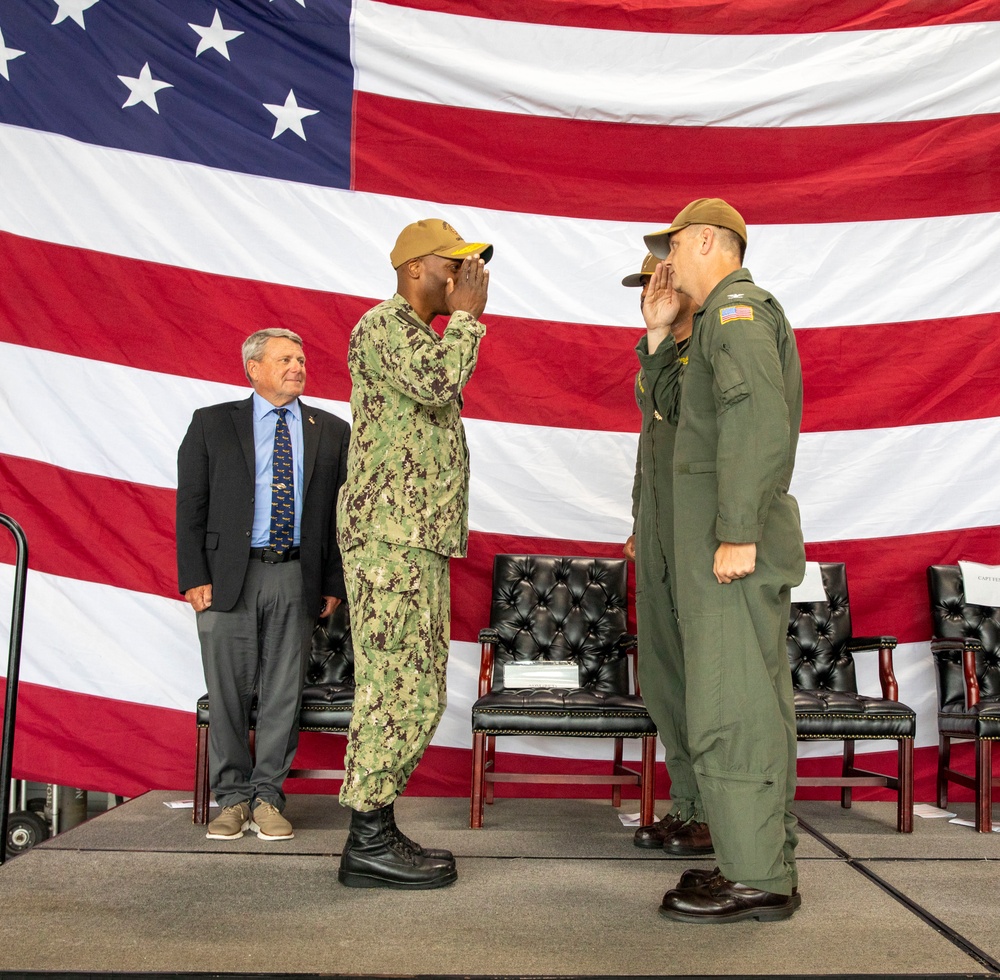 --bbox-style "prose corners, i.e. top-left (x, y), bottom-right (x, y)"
top-left (390, 218), bottom-right (493, 268)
